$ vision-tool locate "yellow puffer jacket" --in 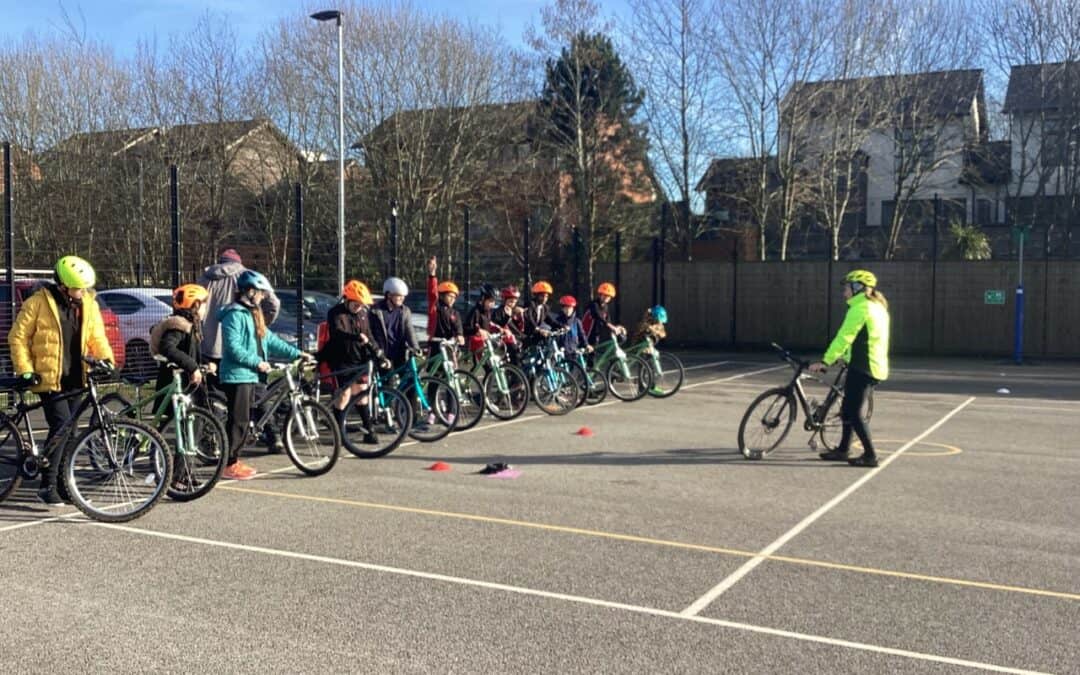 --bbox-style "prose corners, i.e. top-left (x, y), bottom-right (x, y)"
top-left (8, 287), bottom-right (115, 393)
